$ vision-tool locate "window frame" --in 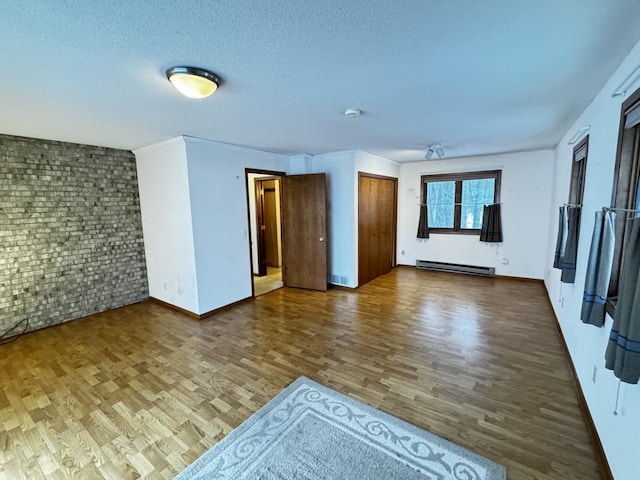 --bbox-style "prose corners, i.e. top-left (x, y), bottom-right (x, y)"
top-left (420, 170), bottom-right (502, 234)
top-left (606, 86), bottom-right (640, 317)
top-left (568, 135), bottom-right (589, 206)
